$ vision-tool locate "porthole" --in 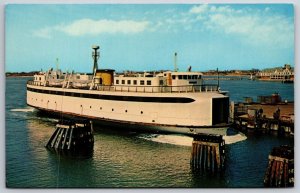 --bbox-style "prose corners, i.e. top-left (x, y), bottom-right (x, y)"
top-left (90, 106), bottom-right (92, 109)
top-left (112, 108), bottom-right (114, 111)
top-left (141, 111), bottom-right (143, 114)
top-left (125, 110), bottom-right (128, 113)
top-left (100, 107), bottom-right (102, 110)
